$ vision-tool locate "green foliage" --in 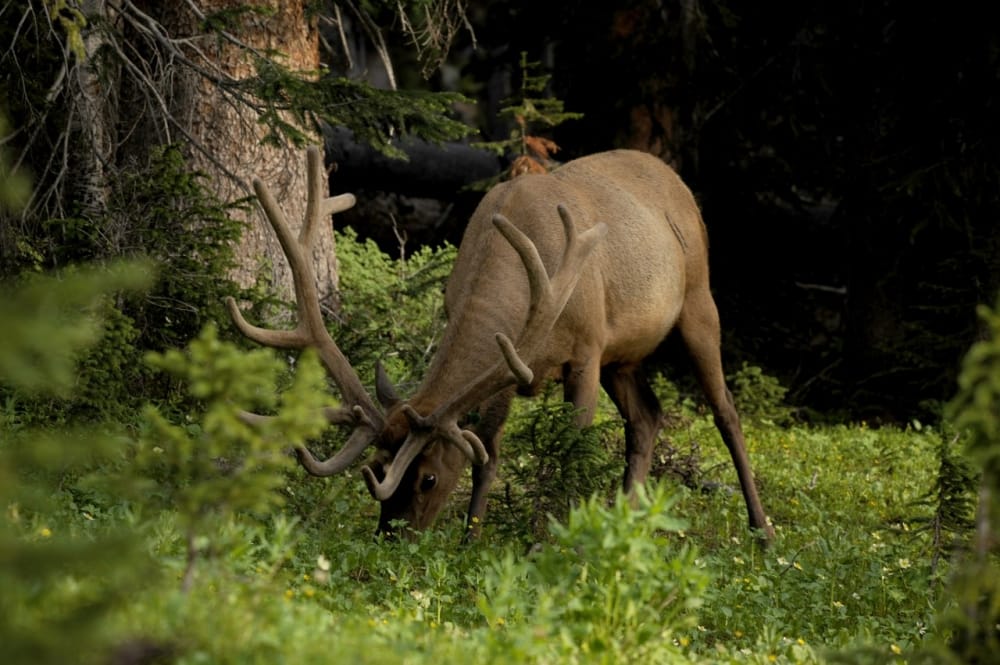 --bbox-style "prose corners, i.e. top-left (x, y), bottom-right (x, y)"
top-left (1, 144), bottom-right (246, 425)
top-left (474, 52), bottom-right (583, 164)
top-left (92, 499), bottom-right (483, 663)
top-left (480, 484), bottom-right (706, 663)
top-left (128, 325), bottom-right (332, 589)
top-left (0, 263), bottom-right (154, 395)
top-left (0, 501), bottom-right (147, 665)
top-left (6, 365), bottom-right (972, 664)
top-left (909, 428), bottom-right (978, 564)
top-left (931, 294), bottom-right (1000, 663)
top-left (189, 0), bottom-right (477, 155)
top-left (71, 303), bottom-right (144, 421)
top-left (0, 120), bottom-right (982, 662)
top-left (508, 51), bottom-right (585, 131)
top-left (332, 226), bottom-right (456, 386)
top-left (0, 262), bottom-right (153, 665)
top-left (728, 362), bottom-right (794, 426)
top-left (947, 296), bottom-right (1000, 483)
top-left (931, 563), bottom-right (1000, 665)
top-left (491, 388), bottom-right (620, 544)
top-left (685, 422), bottom-right (946, 664)
top-left (93, 143), bottom-right (245, 354)
top-left (249, 59), bottom-right (475, 157)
